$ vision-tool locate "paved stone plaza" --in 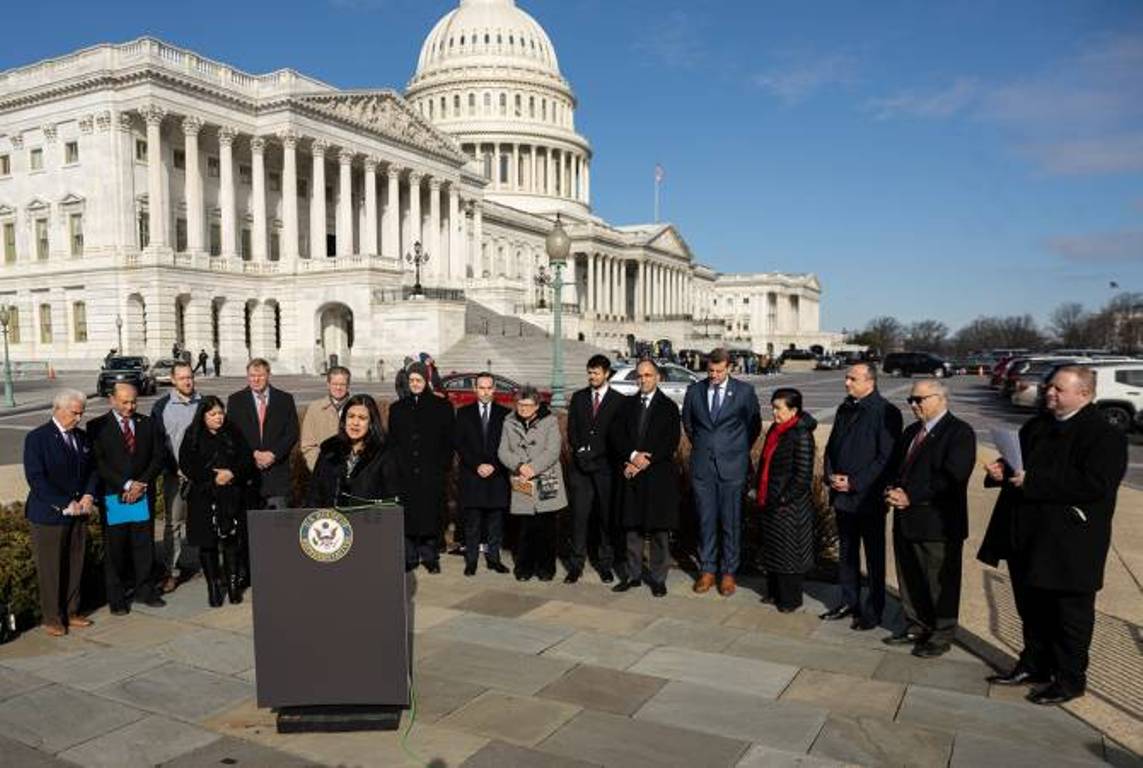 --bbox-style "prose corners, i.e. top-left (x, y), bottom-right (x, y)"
top-left (0, 552), bottom-right (1135, 768)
